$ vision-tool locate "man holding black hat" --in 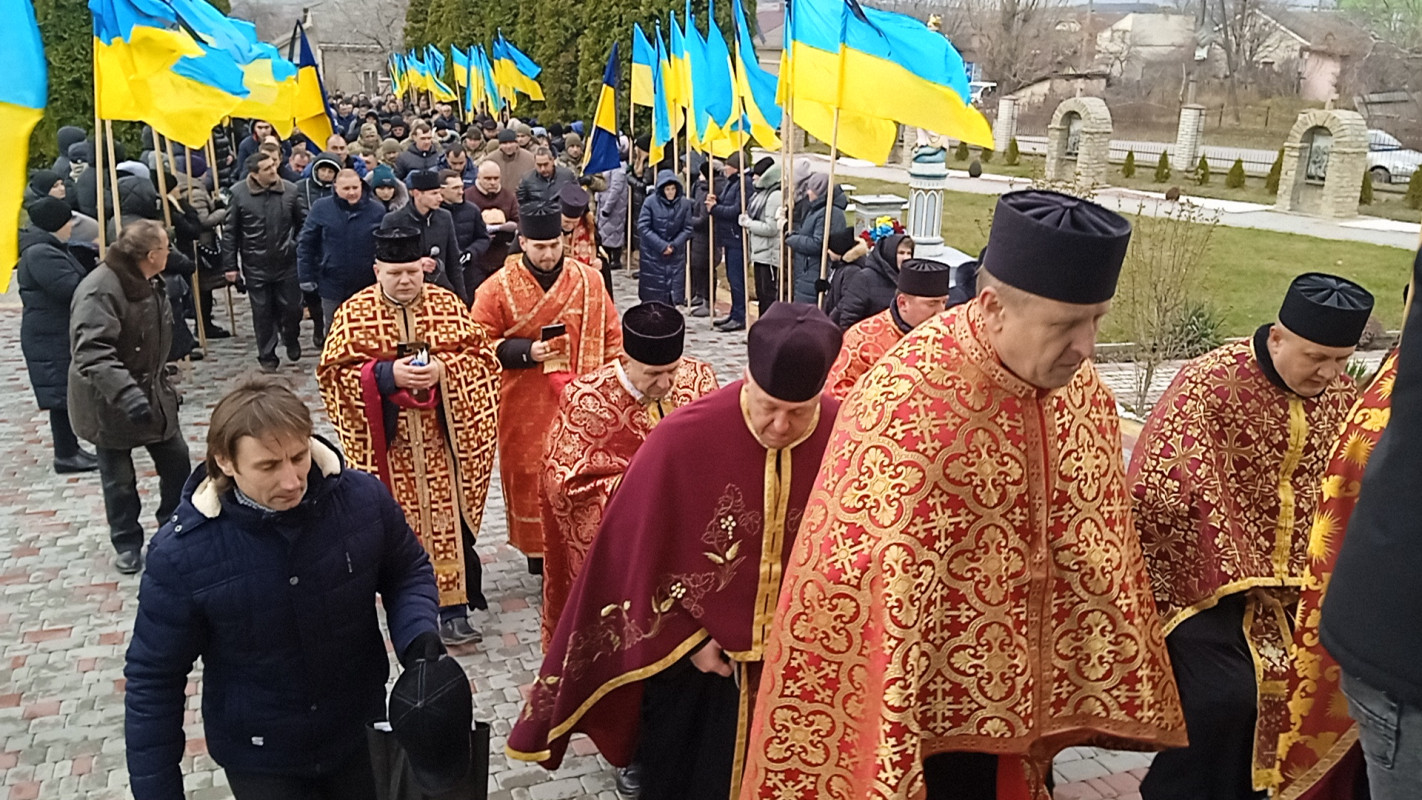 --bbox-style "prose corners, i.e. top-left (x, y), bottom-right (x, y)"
top-left (743, 190), bottom-right (1187, 800)
top-left (825, 257), bottom-right (951, 399)
top-left (1131, 273), bottom-right (1375, 800)
top-left (318, 227), bottom-right (500, 646)
top-left (539, 301), bottom-right (720, 651)
top-left (508, 303), bottom-right (842, 800)
top-left (472, 211), bottom-right (622, 571)
top-left (380, 169), bottom-right (468, 303)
